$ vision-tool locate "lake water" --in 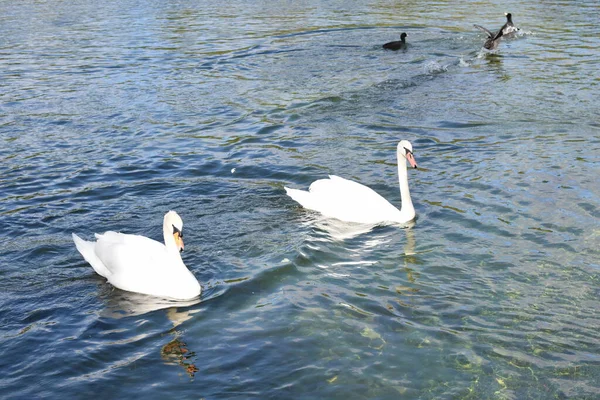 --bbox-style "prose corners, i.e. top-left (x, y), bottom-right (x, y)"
top-left (1, 0), bottom-right (599, 398)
